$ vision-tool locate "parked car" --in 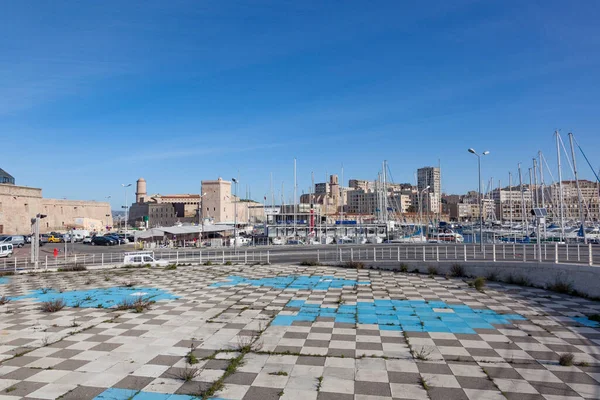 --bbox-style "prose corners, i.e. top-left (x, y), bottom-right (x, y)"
top-left (47, 235), bottom-right (64, 243)
top-left (91, 236), bottom-right (117, 246)
top-left (0, 243), bottom-right (13, 258)
top-left (104, 234), bottom-right (126, 245)
top-left (40, 234), bottom-right (50, 243)
top-left (0, 235), bottom-right (25, 248)
top-left (82, 236), bottom-right (93, 244)
top-left (123, 252), bottom-right (168, 267)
